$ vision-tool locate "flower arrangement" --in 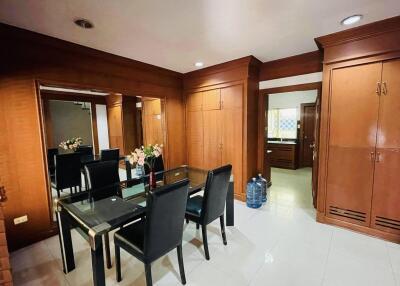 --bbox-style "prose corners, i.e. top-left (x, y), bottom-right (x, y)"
top-left (128, 144), bottom-right (163, 169)
top-left (59, 137), bottom-right (83, 151)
